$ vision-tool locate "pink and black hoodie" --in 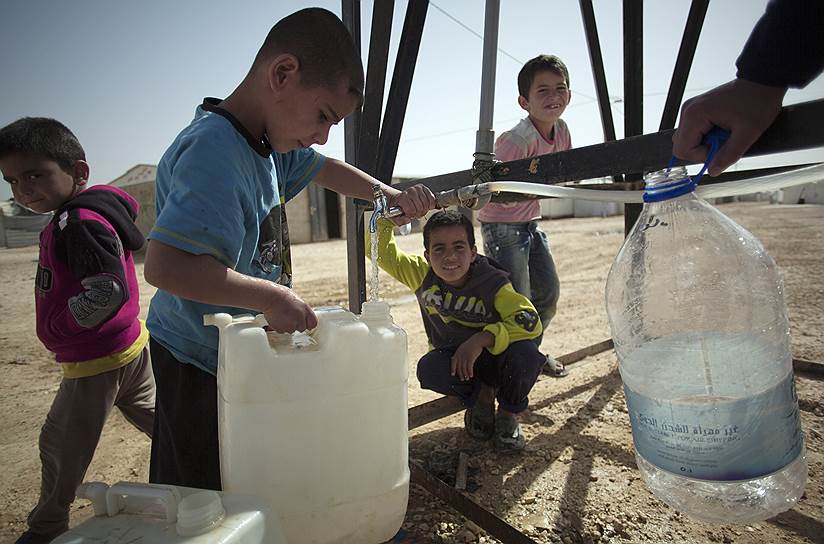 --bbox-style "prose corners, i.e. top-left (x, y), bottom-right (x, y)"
top-left (35, 185), bottom-right (147, 377)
